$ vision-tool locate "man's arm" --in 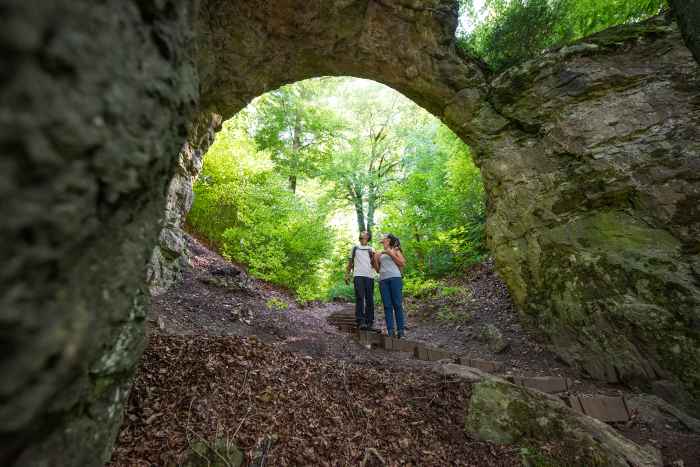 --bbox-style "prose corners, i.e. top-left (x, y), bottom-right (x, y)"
top-left (344, 252), bottom-right (354, 284)
top-left (372, 252), bottom-right (381, 273)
